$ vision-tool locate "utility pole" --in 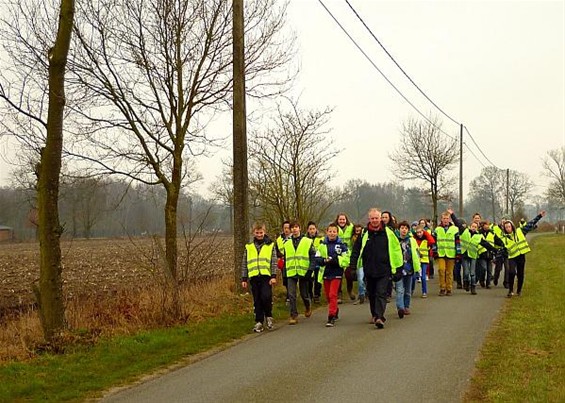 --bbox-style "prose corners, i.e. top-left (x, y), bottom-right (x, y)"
top-left (459, 124), bottom-right (464, 216)
top-left (232, 0), bottom-right (249, 290)
top-left (506, 168), bottom-right (510, 216)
